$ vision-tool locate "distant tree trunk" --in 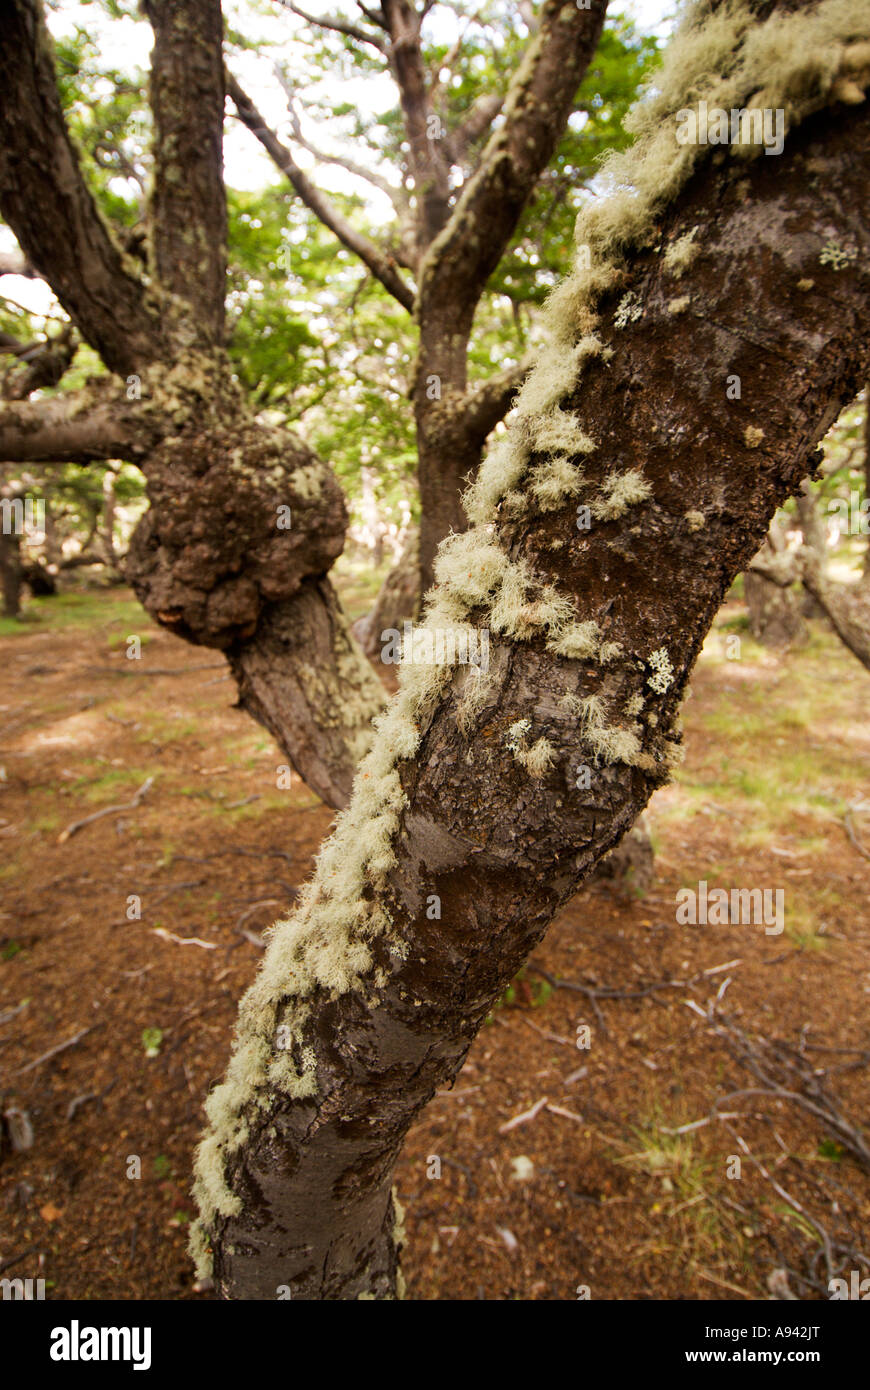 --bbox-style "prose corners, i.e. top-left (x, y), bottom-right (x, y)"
top-left (22, 559), bottom-right (56, 596)
top-left (589, 817), bottom-right (655, 898)
top-left (744, 568), bottom-right (807, 645)
top-left (0, 528), bottom-right (21, 617)
top-left (101, 469), bottom-right (118, 566)
top-left (745, 525), bottom-right (807, 647)
top-left (355, 528), bottom-right (420, 662)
